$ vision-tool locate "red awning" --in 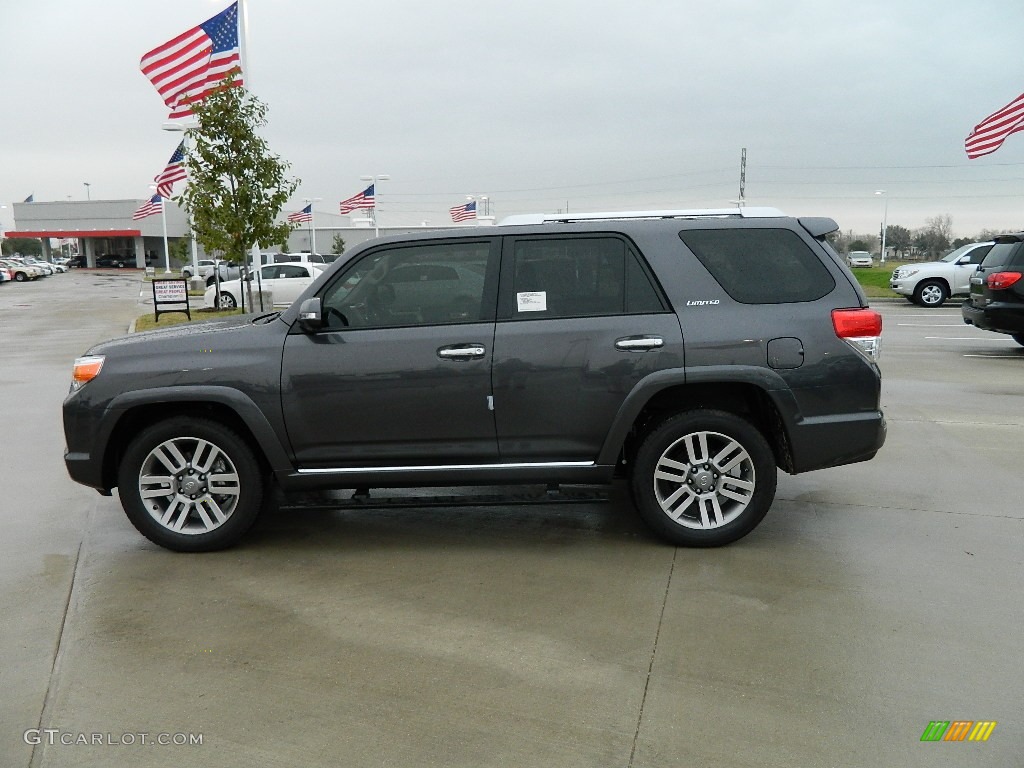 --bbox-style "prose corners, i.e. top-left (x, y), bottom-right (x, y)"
top-left (4, 230), bottom-right (142, 238)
